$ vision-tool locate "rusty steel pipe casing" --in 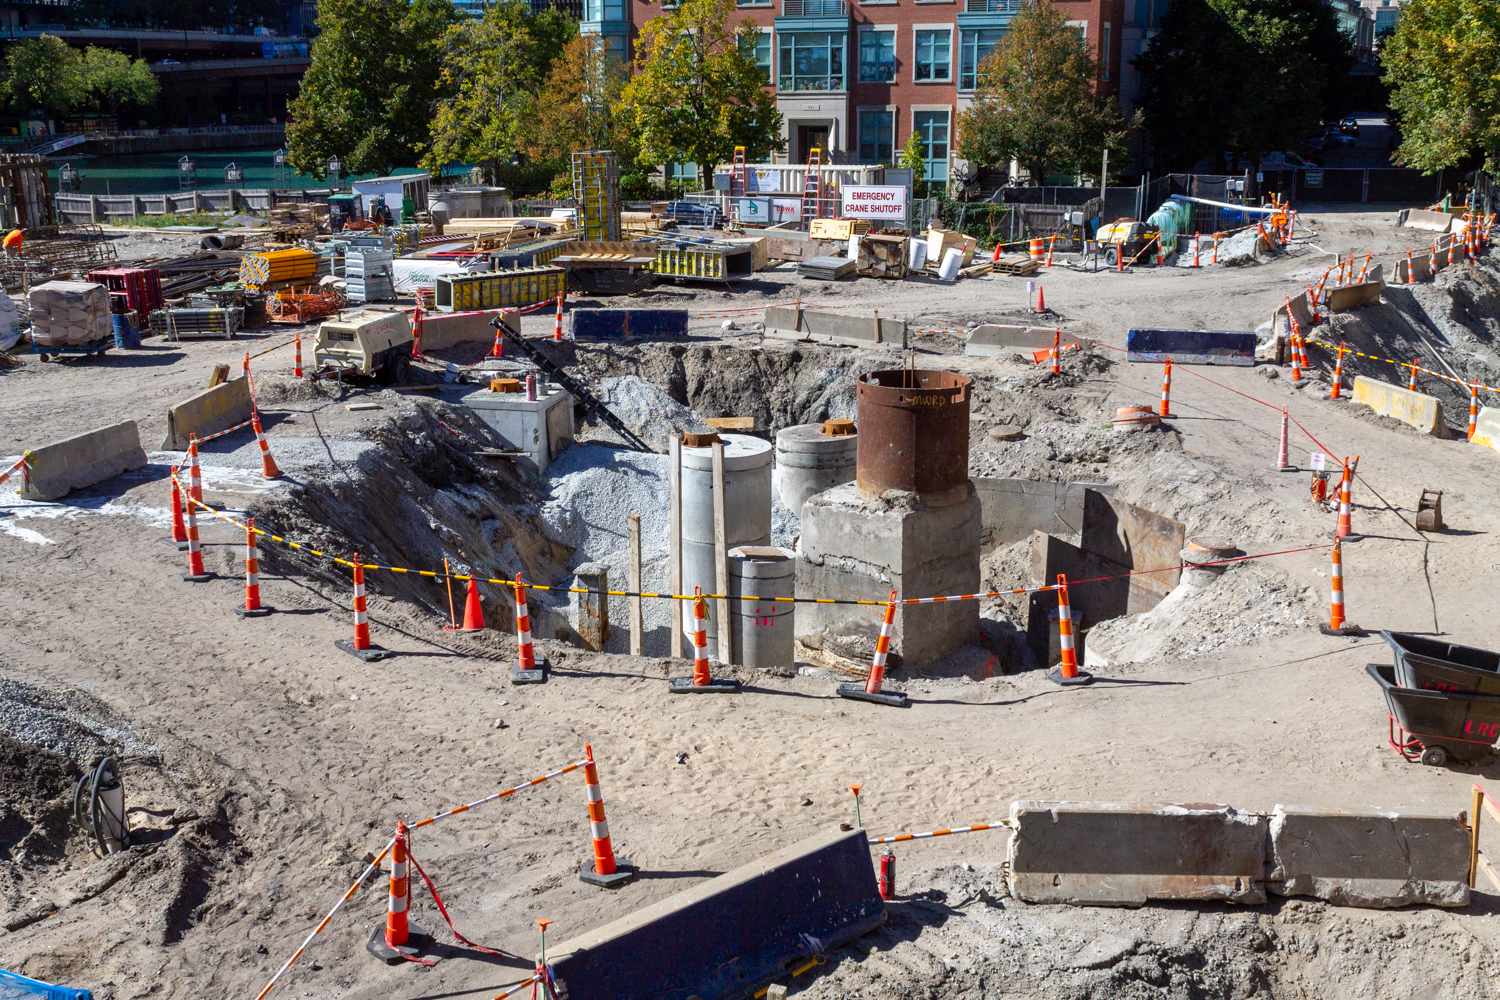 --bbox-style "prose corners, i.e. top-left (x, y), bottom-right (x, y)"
top-left (855, 369), bottom-right (972, 504)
